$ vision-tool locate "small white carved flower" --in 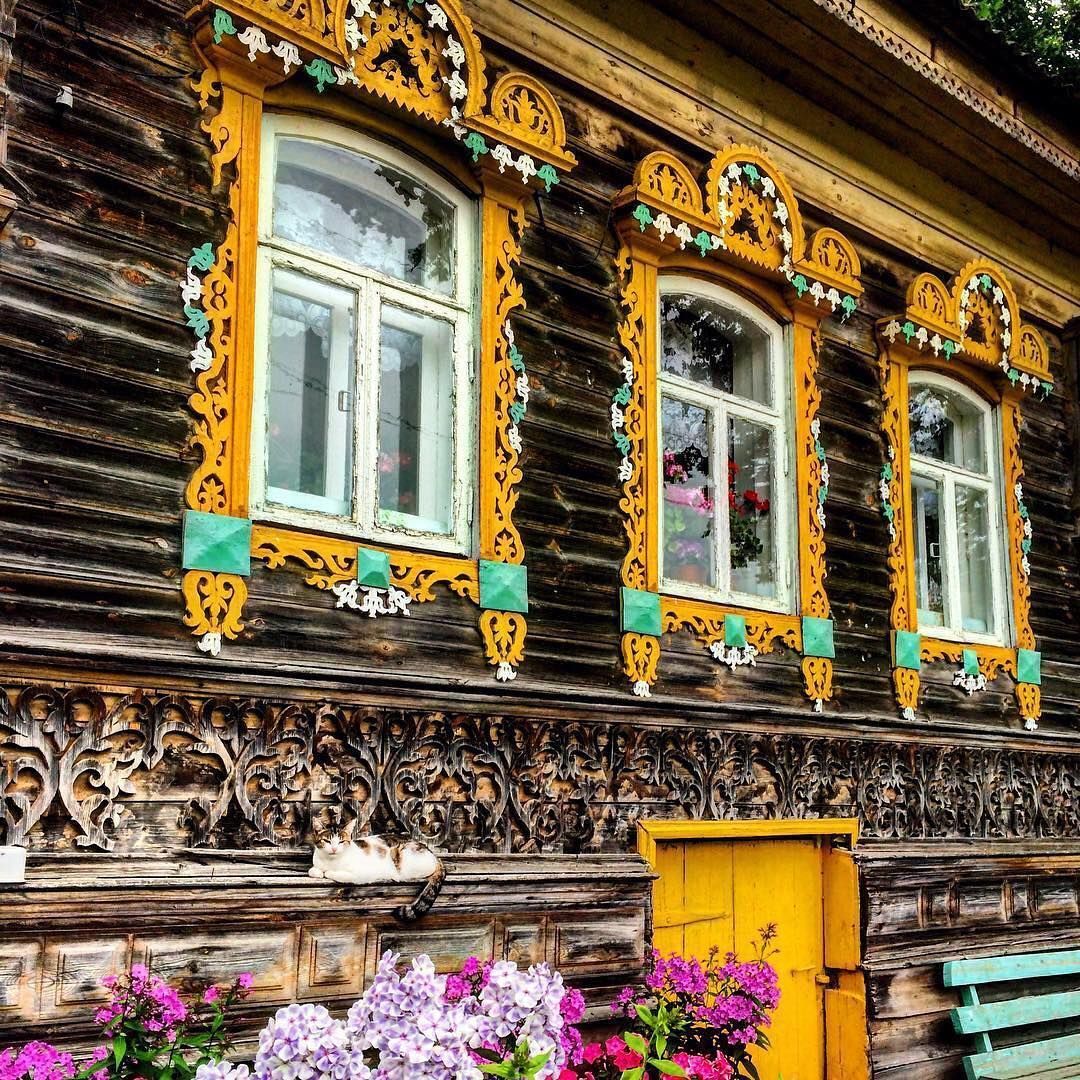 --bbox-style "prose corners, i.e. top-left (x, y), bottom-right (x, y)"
top-left (496, 662), bottom-right (517, 681)
top-left (197, 632), bottom-right (222, 657)
top-left (761, 176), bottom-right (776, 198)
top-left (968, 274), bottom-right (980, 292)
top-left (272, 40), bottom-right (301, 74)
top-left (654, 212), bottom-right (673, 241)
top-left (425, 2), bottom-right (449, 31)
top-left (508, 426), bottom-right (523, 454)
top-left (1020, 372), bottom-right (1030, 388)
top-left (335, 65), bottom-right (359, 86)
top-left (190, 338), bottom-right (213, 373)
top-left (810, 417), bottom-right (821, 438)
top-left (1002, 328), bottom-right (1011, 350)
top-left (774, 201), bottom-right (789, 225)
top-left (809, 281), bottom-right (826, 304)
top-left (992, 285), bottom-right (1004, 306)
top-left (621, 357), bottom-right (635, 384)
top-left (780, 227), bottom-right (792, 251)
top-left (610, 402), bottom-right (625, 428)
top-left (930, 333), bottom-right (942, 356)
top-left (674, 222), bottom-right (693, 249)
top-left (351, 0), bottom-right (377, 17)
top-left (1023, 518), bottom-right (1032, 538)
top-left (343, 18), bottom-right (363, 50)
top-left (515, 153), bottom-right (537, 184)
top-left (181, 268), bottom-right (203, 305)
top-left (491, 143), bottom-right (515, 173)
top-left (915, 326), bottom-right (928, 347)
top-left (1014, 481), bottom-right (1024, 501)
top-left (711, 233), bottom-right (724, 250)
top-left (884, 320), bottom-right (901, 343)
top-left (816, 505), bottom-right (826, 529)
top-left (446, 69), bottom-right (469, 102)
top-left (826, 287), bottom-right (841, 311)
top-left (718, 177), bottom-right (730, 197)
top-left (442, 35), bottom-right (466, 69)
top-left (618, 458), bottom-right (633, 482)
top-left (632, 680), bottom-right (652, 698)
top-left (726, 163), bottom-right (741, 182)
top-left (515, 374), bottom-right (530, 403)
top-left (237, 25), bottom-right (270, 63)
top-left (333, 580), bottom-right (360, 609)
top-left (820, 461), bottom-right (830, 488)
top-left (1000, 306), bottom-right (1011, 325)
